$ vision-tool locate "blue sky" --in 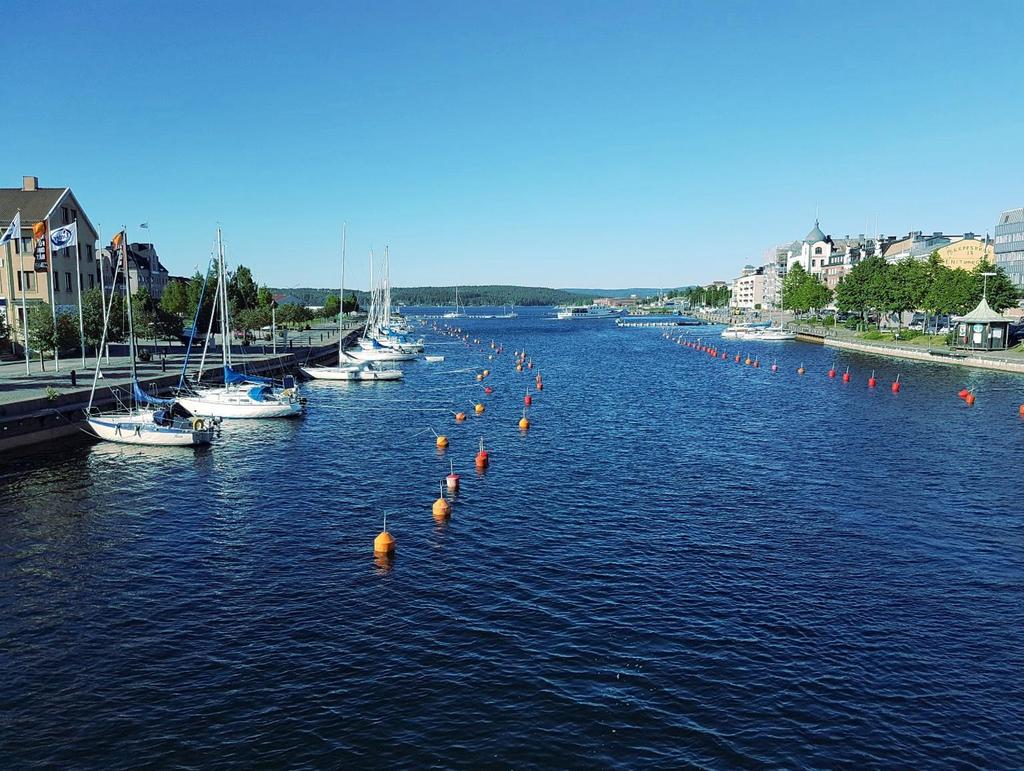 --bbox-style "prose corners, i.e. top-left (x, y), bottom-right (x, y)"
top-left (4, 0), bottom-right (1022, 289)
